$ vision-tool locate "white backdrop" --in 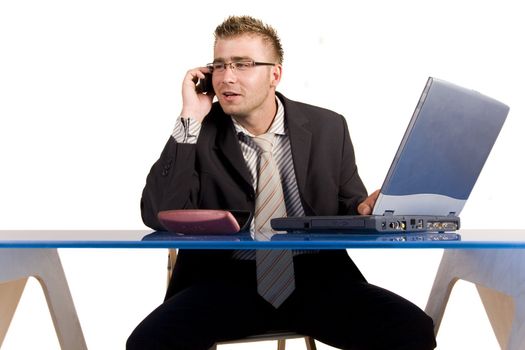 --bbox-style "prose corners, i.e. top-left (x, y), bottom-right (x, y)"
top-left (1, 0), bottom-right (523, 349)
